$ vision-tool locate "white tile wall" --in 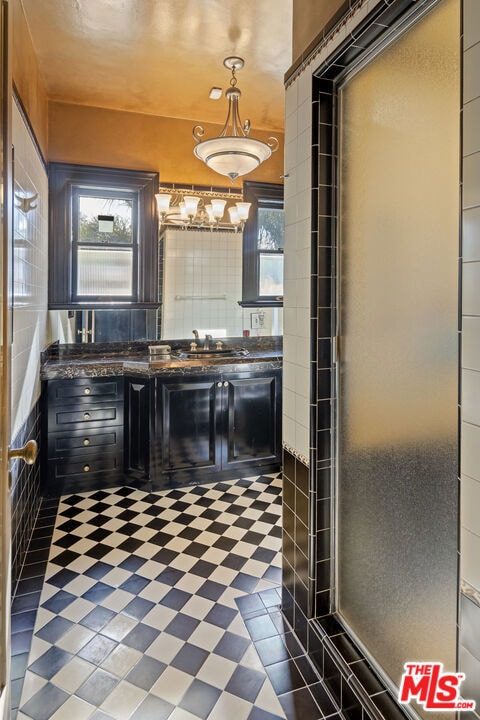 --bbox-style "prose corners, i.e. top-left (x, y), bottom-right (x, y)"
top-left (282, 73), bottom-right (312, 462)
top-left (161, 229), bottom-right (244, 340)
top-left (461, 0), bottom-right (480, 594)
top-left (11, 101), bottom-right (54, 440)
top-left (464, 0), bottom-right (480, 50)
top-left (282, 1), bottom-right (382, 462)
top-left (161, 228), bottom-right (283, 341)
